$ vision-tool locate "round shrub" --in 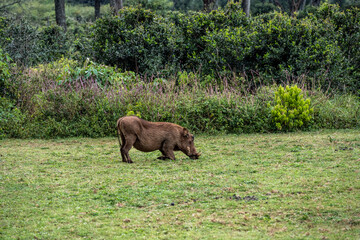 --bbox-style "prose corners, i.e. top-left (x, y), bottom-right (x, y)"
top-left (269, 85), bottom-right (313, 131)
